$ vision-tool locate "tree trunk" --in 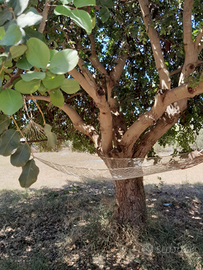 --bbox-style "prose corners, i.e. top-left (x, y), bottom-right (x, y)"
top-left (114, 177), bottom-right (147, 227)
